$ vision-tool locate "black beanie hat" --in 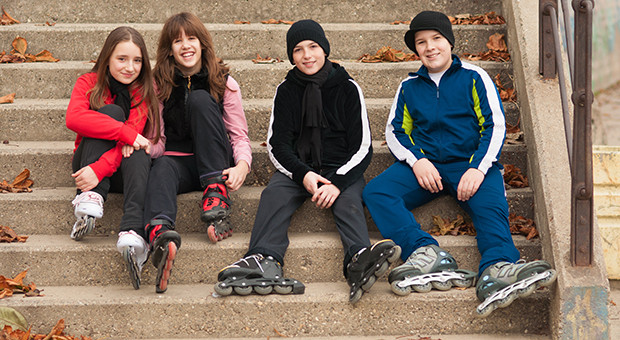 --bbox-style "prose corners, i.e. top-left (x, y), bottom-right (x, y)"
top-left (404, 11), bottom-right (455, 55)
top-left (286, 19), bottom-right (330, 64)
